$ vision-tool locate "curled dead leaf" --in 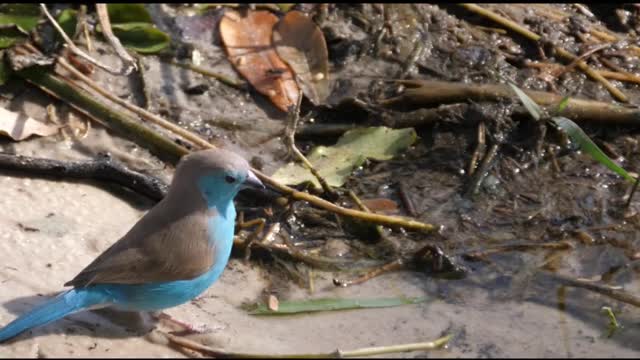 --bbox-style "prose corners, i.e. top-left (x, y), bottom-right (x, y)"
top-left (219, 9), bottom-right (299, 112)
top-left (268, 294), bottom-right (279, 311)
top-left (361, 198), bottom-right (399, 214)
top-left (0, 107), bottom-right (59, 141)
top-left (273, 10), bottom-right (329, 105)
